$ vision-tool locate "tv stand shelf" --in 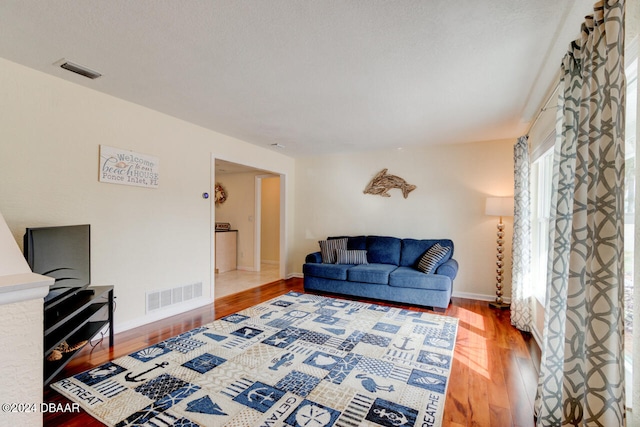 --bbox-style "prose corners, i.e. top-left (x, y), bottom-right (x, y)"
top-left (44, 285), bottom-right (114, 385)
